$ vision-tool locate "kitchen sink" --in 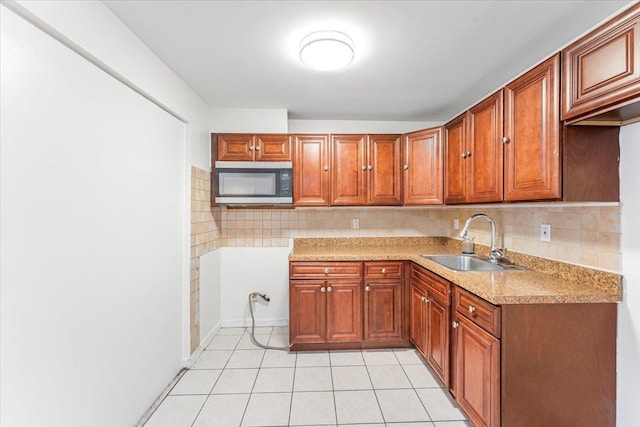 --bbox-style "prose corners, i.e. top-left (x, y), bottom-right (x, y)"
top-left (421, 254), bottom-right (524, 272)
